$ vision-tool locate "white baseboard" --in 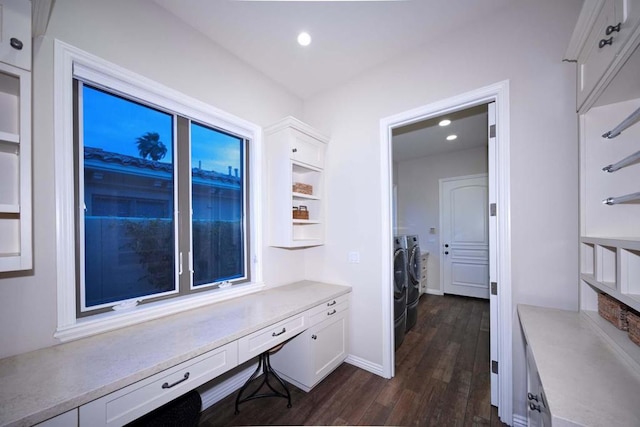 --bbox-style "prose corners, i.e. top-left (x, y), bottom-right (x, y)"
top-left (344, 354), bottom-right (386, 377)
top-left (511, 413), bottom-right (528, 427)
top-left (426, 289), bottom-right (444, 296)
top-left (197, 362), bottom-right (258, 411)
